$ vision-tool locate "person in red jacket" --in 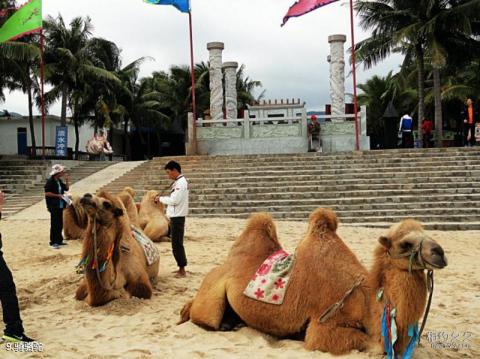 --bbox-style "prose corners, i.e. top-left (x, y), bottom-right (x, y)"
top-left (421, 118), bottom-right (433, 148)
